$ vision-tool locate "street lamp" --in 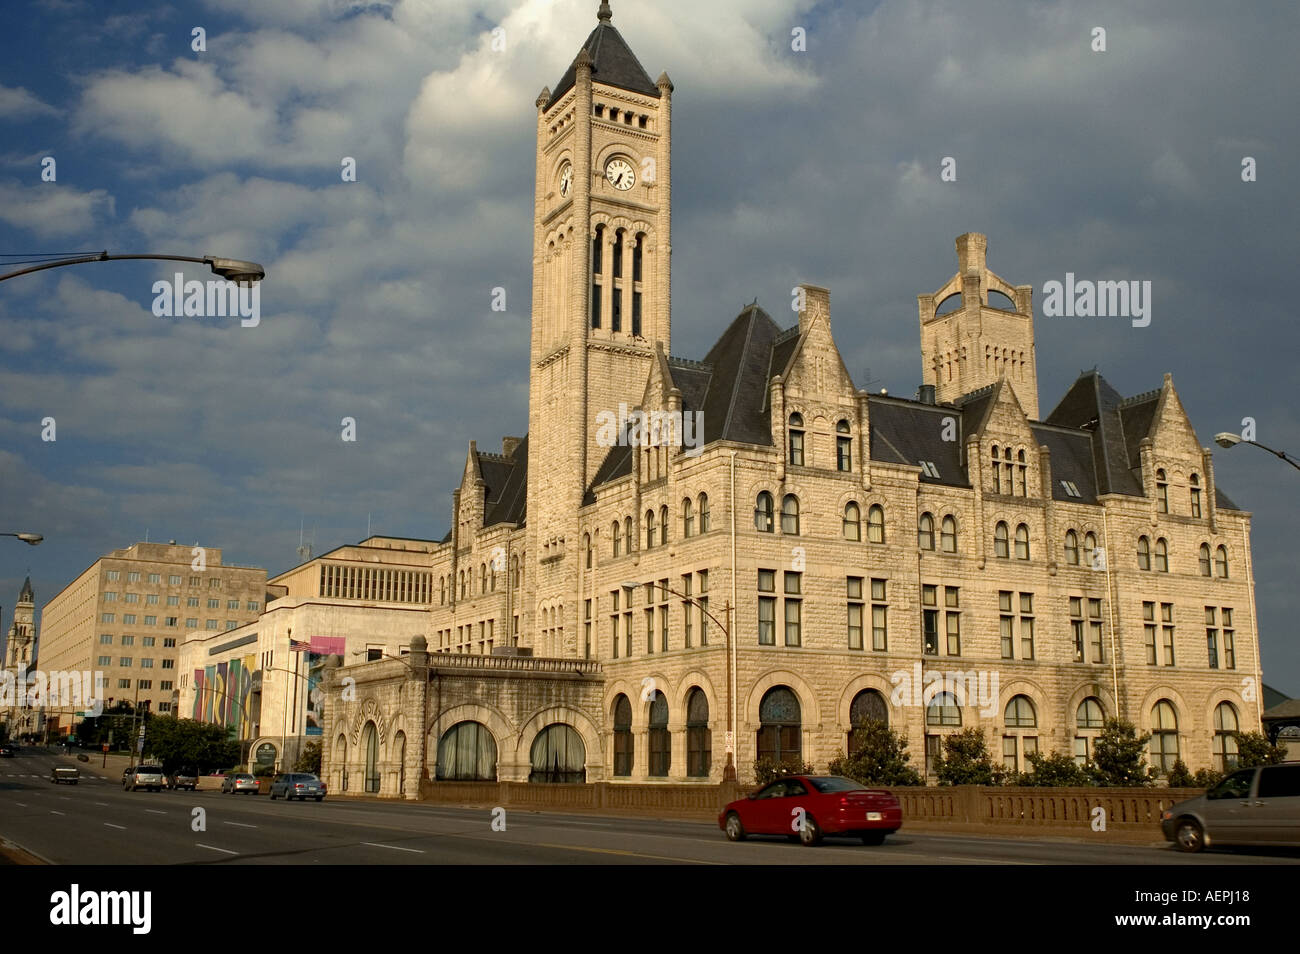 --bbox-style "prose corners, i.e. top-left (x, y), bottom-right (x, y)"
top-left (622, 579), bottom-right (736, 780)
top-left (1214, 433), bottom-right (1300, 473)
top-left (0, 532), bottom-right (42, 545)
top-left (0, 252), bottom-right (265, 286)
